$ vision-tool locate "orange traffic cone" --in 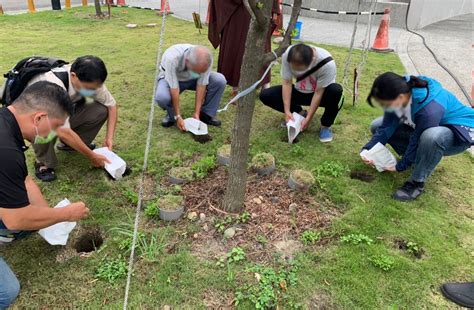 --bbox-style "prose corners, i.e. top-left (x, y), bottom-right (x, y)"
top-left (65, 0), bottom-right (71, 9)
top-left (371, 8), bottom-right (394, 53)
top-left (157, 0), bottom-right (172, 16)
top-left (272, 0), bottom-right (283, 36)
